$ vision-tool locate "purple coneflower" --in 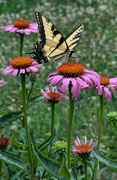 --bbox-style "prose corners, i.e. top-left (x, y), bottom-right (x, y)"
top-left (41, 86), bottom-right (66, 103)
top-left (0, 20), bottom-right (38, 35)
top-left (72, 136), bottom-right (95, 155)
top-left (47, 62), bottom-right (100, 100)
top-left (97, 76), bottom-right (117, 101)
top-left (2, 56), bottom-right (41, 77)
